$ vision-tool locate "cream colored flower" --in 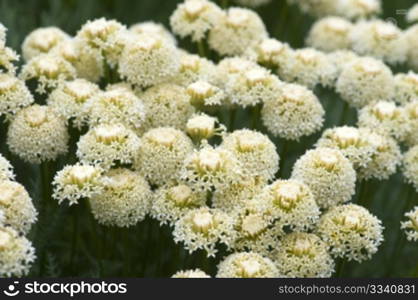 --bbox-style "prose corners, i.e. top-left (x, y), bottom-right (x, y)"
top-left (327, 50), bottom-right (359, 77)
top-left (0, 23), bottom-right (6, 48)
top-left (401, 206), bottom-right (418, 242)
top-left (316, 204), bottom-right (384, 262)
top-left (172, 269), bottom-right (210, 278)
top-left (173, 207), bottom-right (235, 257)
top-left (217, 252), bottom-right (278, 278)
top-left (262, 83), bottom-right (324, 140)
top-left (244, 38), bottom-right (293, 70)
top-left (291, 147), bottom-right (356, 209)
top-left (187, 81), bottom-right (225, 108)
top-left (0, 73), bottom-right (33, 117)
top-left (0, 154), bottom-right (14, 181)
top-left (407, 4), bottom-right (418, 23)
top-left (403, 145), bottom-right (418, 192)
top-left (405, 25), bottom-right (418, 71)
top-left (394, 72), bottom-right (418, 105)
top-left (130, 21), bottom-right (176, 45)
top-left (404, 101), bottom-right (418, 146)
top-left (89, 168), bottom-right (152, 227)
top-left (0, 46), bottom-right (19, 74)
top-left (0, 180), bottom-right (37, 234)
top-left (272, 232), bottom-right (334, 278)
top-left (186, 113), bottom-right (225, 141)
top-left (7, 105), bottom-right (68, 164)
